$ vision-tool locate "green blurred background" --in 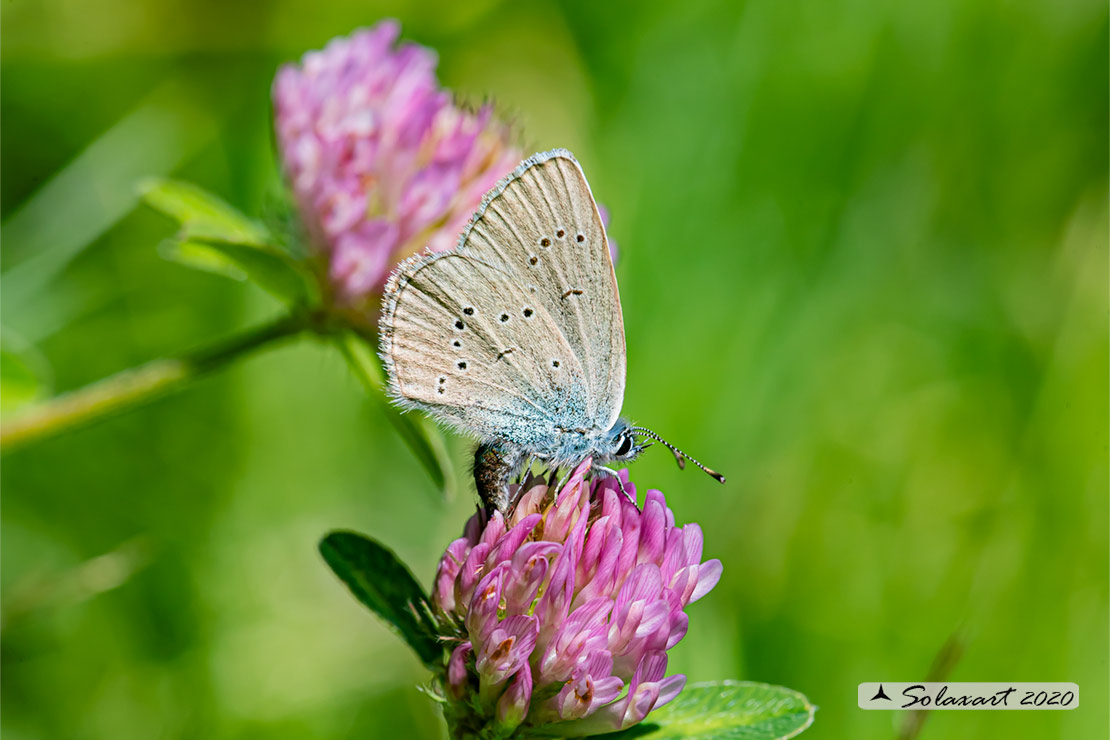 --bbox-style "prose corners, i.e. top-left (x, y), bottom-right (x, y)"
top-left (2, 0), bottom-right (1107, 738)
